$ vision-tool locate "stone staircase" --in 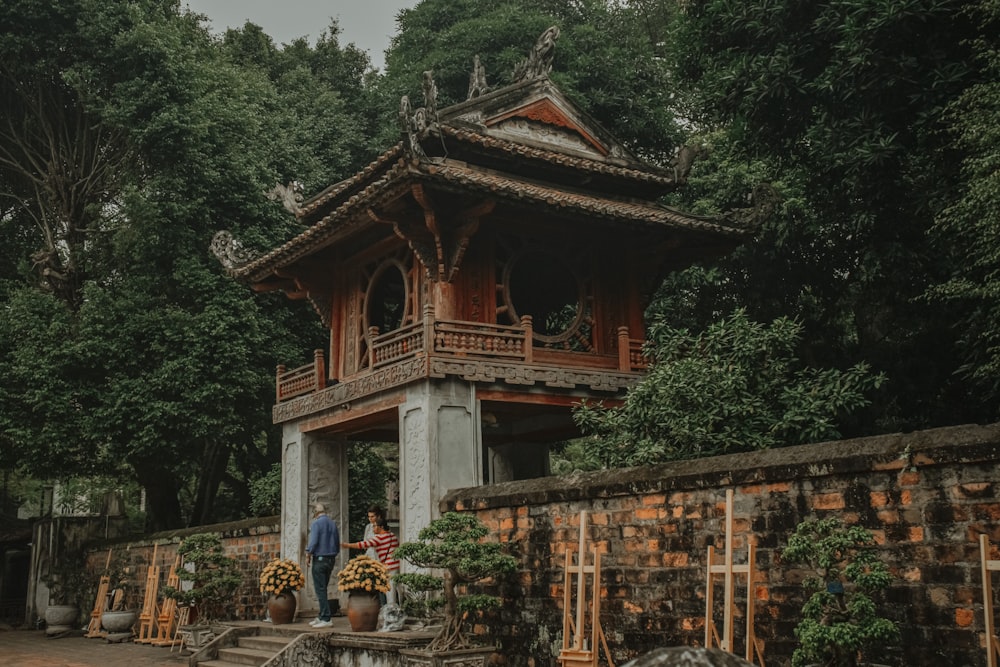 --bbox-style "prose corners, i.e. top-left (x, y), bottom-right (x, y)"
top-left (196, 631), bottom-right (294, 667)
